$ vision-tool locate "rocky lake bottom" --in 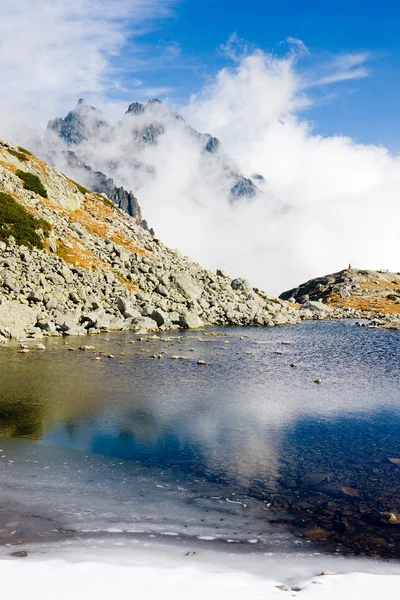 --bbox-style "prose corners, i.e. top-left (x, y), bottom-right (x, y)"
top-left (0, 321), bottom-right (400, 563)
